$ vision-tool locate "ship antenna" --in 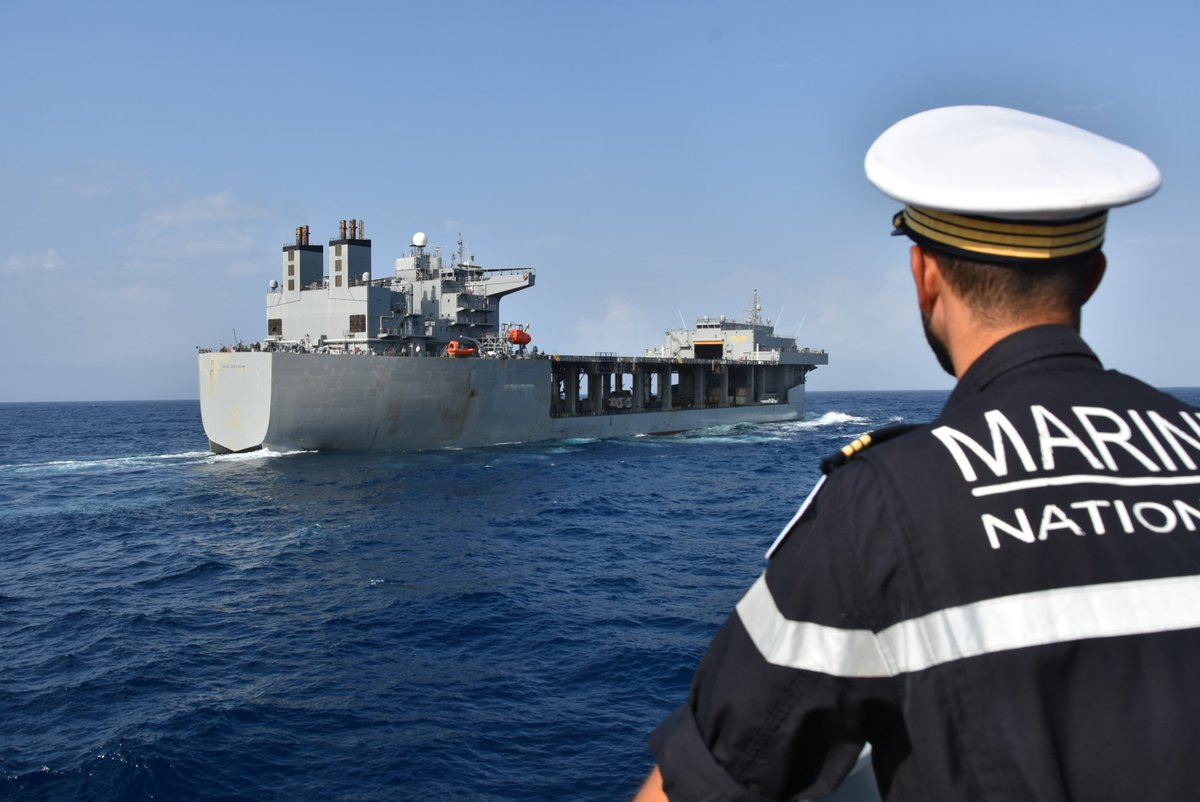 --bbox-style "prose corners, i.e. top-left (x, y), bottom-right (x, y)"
top-left (748, 290), bottom-right (762, 325)
top-left (678, 310), bottom-right (687, 328)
